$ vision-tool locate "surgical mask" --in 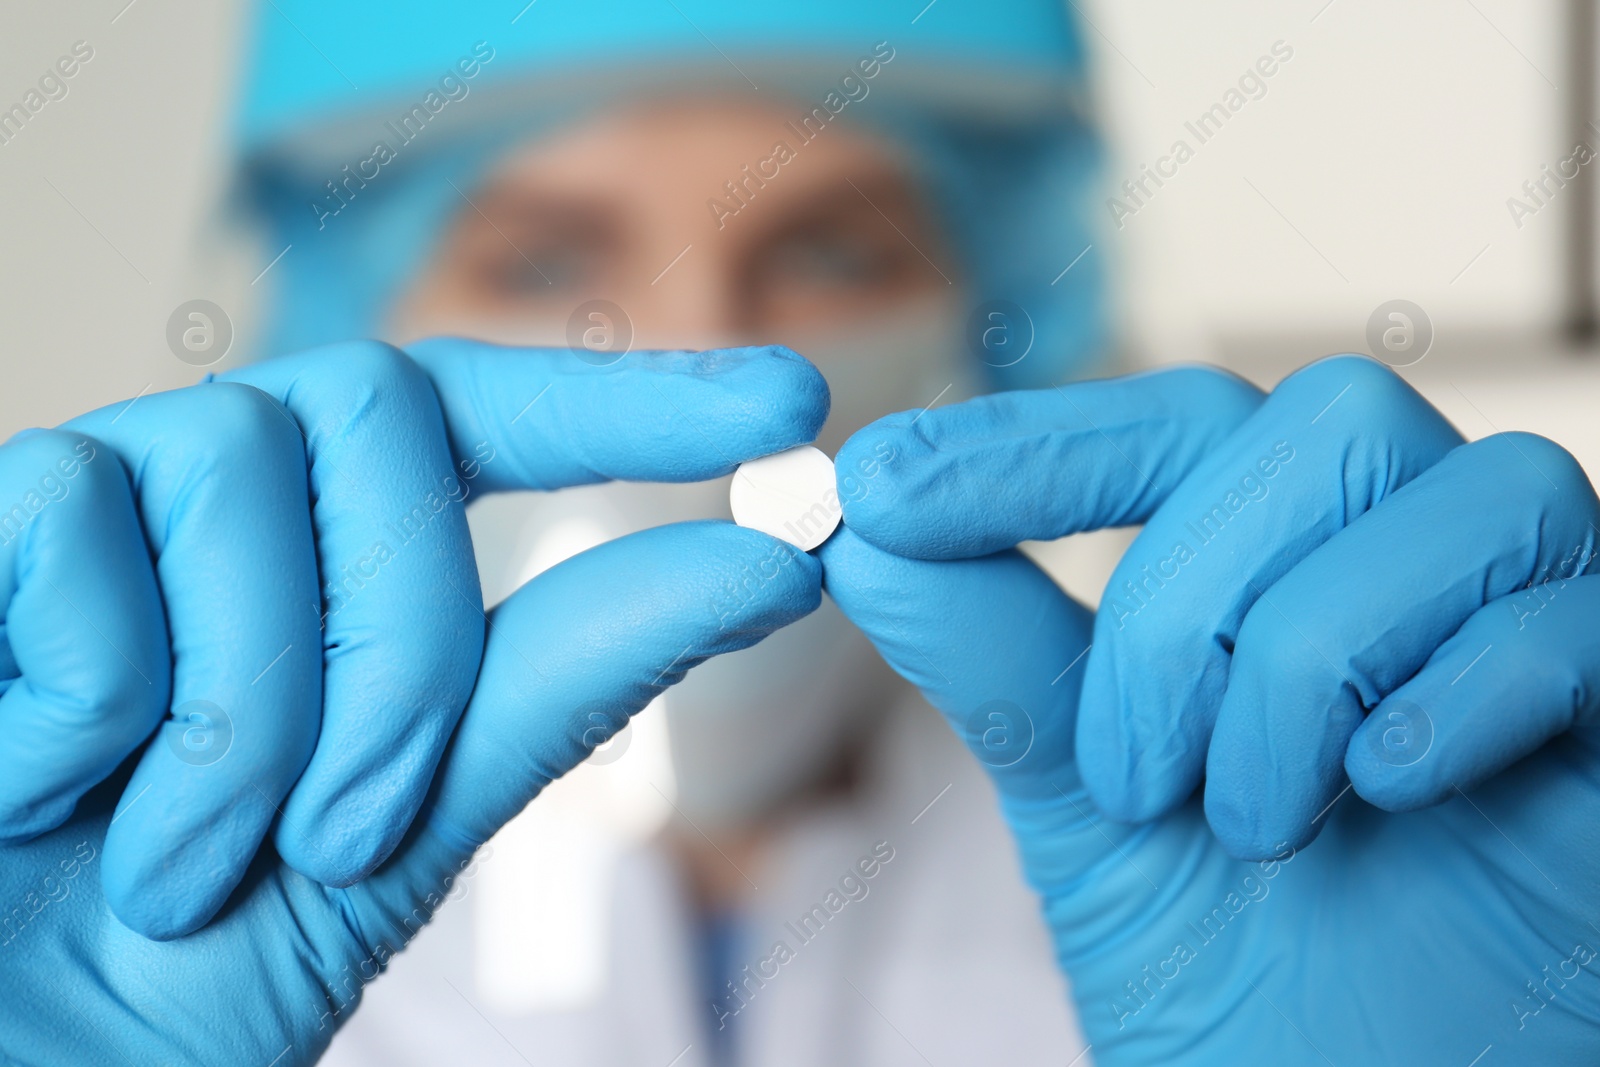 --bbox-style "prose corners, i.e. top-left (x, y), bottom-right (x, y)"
top-left (803, 299), bottom-right (983, 455)
top-left (406, 302), bottom-right (981, 830)
top-left (673, 305), bottom-right (984, 829)
top-left (477, 473), bottom-right (897, 834)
